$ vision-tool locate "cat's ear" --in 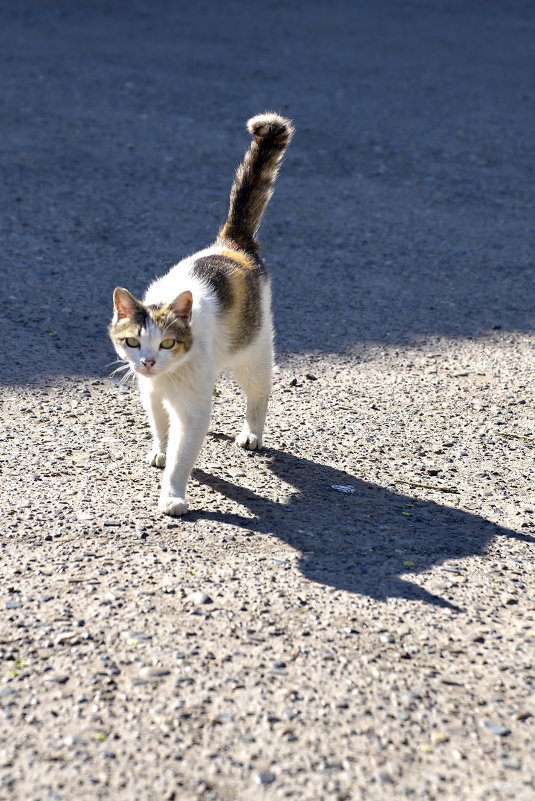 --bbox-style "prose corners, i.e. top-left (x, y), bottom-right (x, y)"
top-left (168, 290), bottom-right (193, 323)
top-left (113, 287), bottom-right (142, 320)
